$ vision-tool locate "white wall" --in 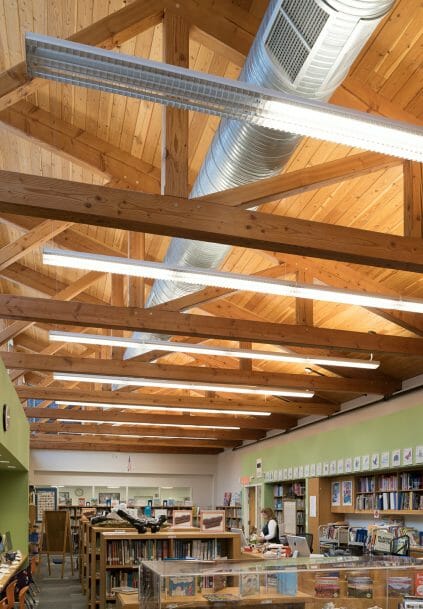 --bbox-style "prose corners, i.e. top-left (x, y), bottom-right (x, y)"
top-left (31, 449), bottom-right (218, 507)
